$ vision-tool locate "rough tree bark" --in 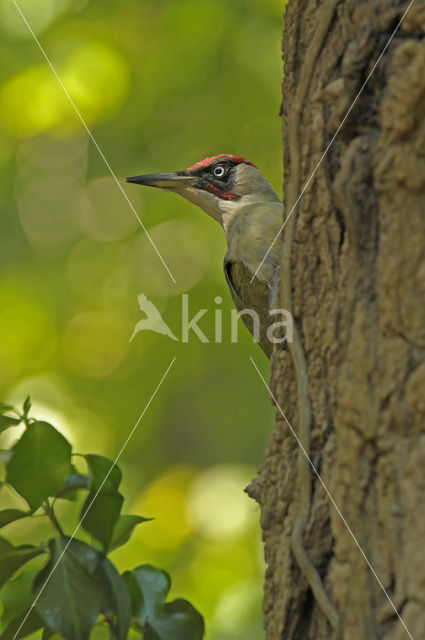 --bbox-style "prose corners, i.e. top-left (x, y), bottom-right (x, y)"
top-left (247, 1), bottom-right (425, 638)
